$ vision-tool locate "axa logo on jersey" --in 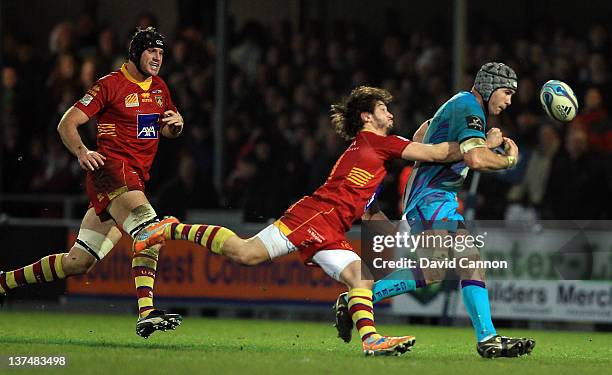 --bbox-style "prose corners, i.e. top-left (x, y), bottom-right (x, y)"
top-left (138, 126), bottom-right (158, 138)
top-left (137, 113), bottom-right (160, 139)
